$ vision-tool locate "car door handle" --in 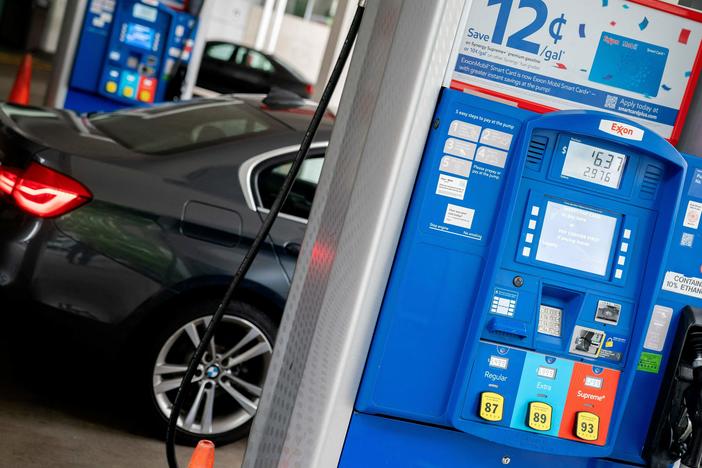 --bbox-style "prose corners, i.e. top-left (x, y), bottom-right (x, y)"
top-left (284, 242), bottom-right (301, 256)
